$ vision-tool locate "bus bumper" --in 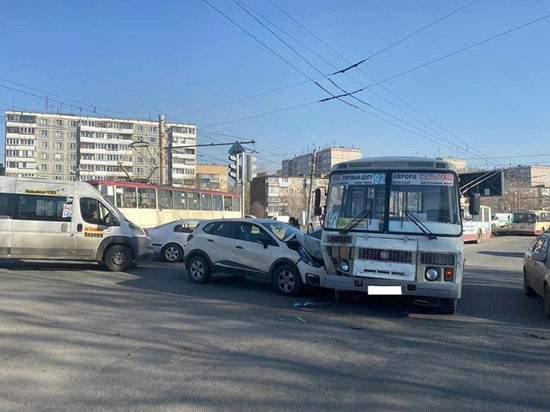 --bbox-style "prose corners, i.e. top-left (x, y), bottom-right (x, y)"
top-left (306, 273), bottom-right (461, 299)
